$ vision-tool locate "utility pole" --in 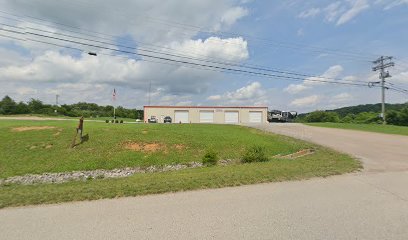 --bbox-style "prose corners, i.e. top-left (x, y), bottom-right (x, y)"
top-left (56, 94), bottom-right (59, 106)
top-left (371, 56), bottom-right (394, 124)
